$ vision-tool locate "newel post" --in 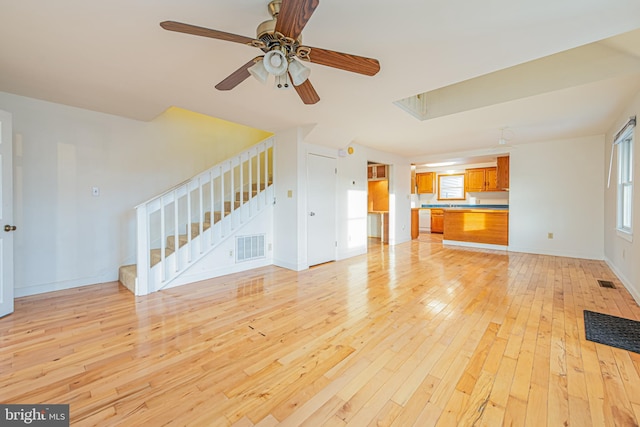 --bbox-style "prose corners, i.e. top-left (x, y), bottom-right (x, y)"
top-left (135, 204), bottom-right (150, 295)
